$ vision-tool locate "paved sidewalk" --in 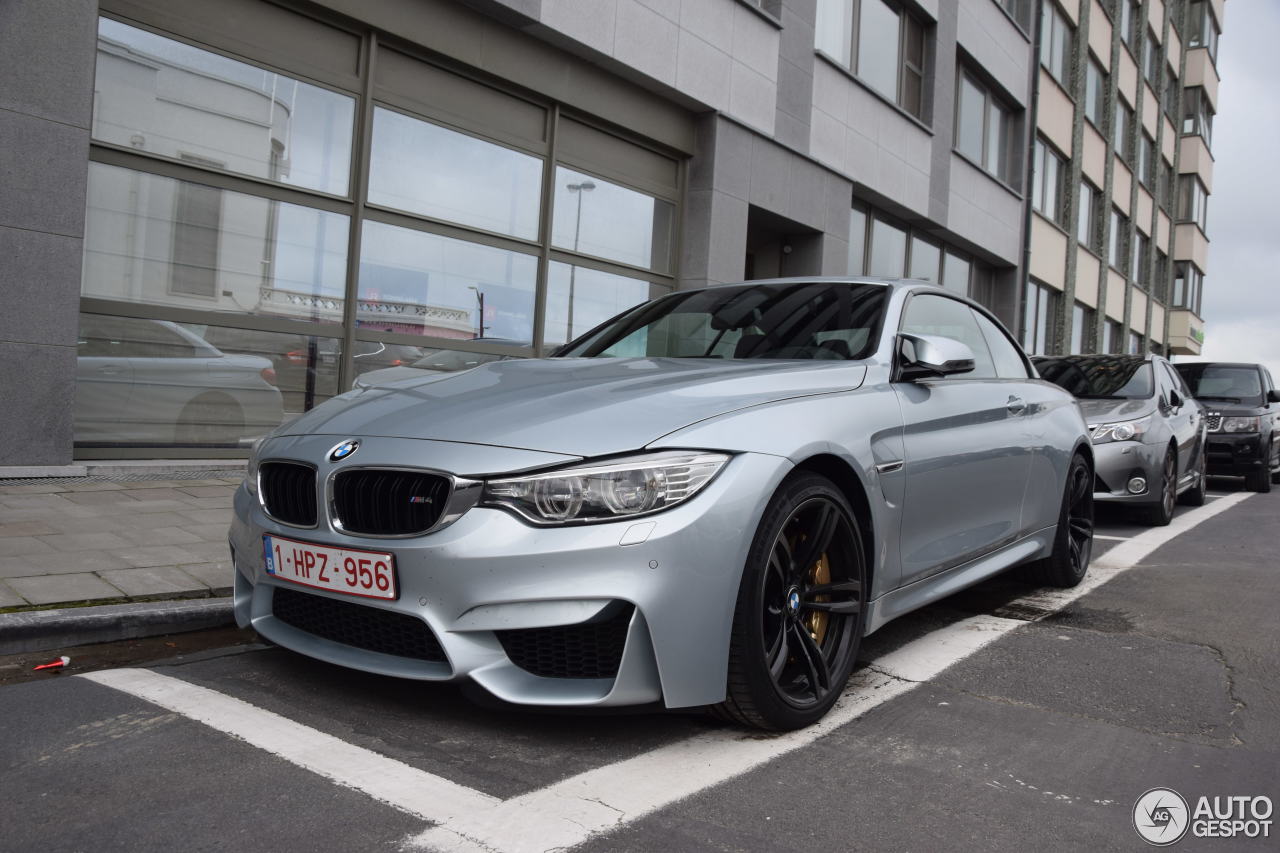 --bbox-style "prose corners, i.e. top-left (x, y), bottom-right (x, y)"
top-left (0, 466), bottom-right (245, 610)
